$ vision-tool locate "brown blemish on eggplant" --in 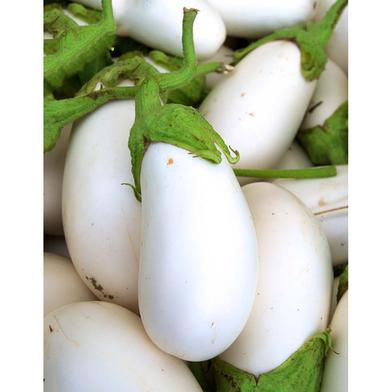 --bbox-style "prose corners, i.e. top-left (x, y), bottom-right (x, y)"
top-left (85, 276), bottom-right (114, 300)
